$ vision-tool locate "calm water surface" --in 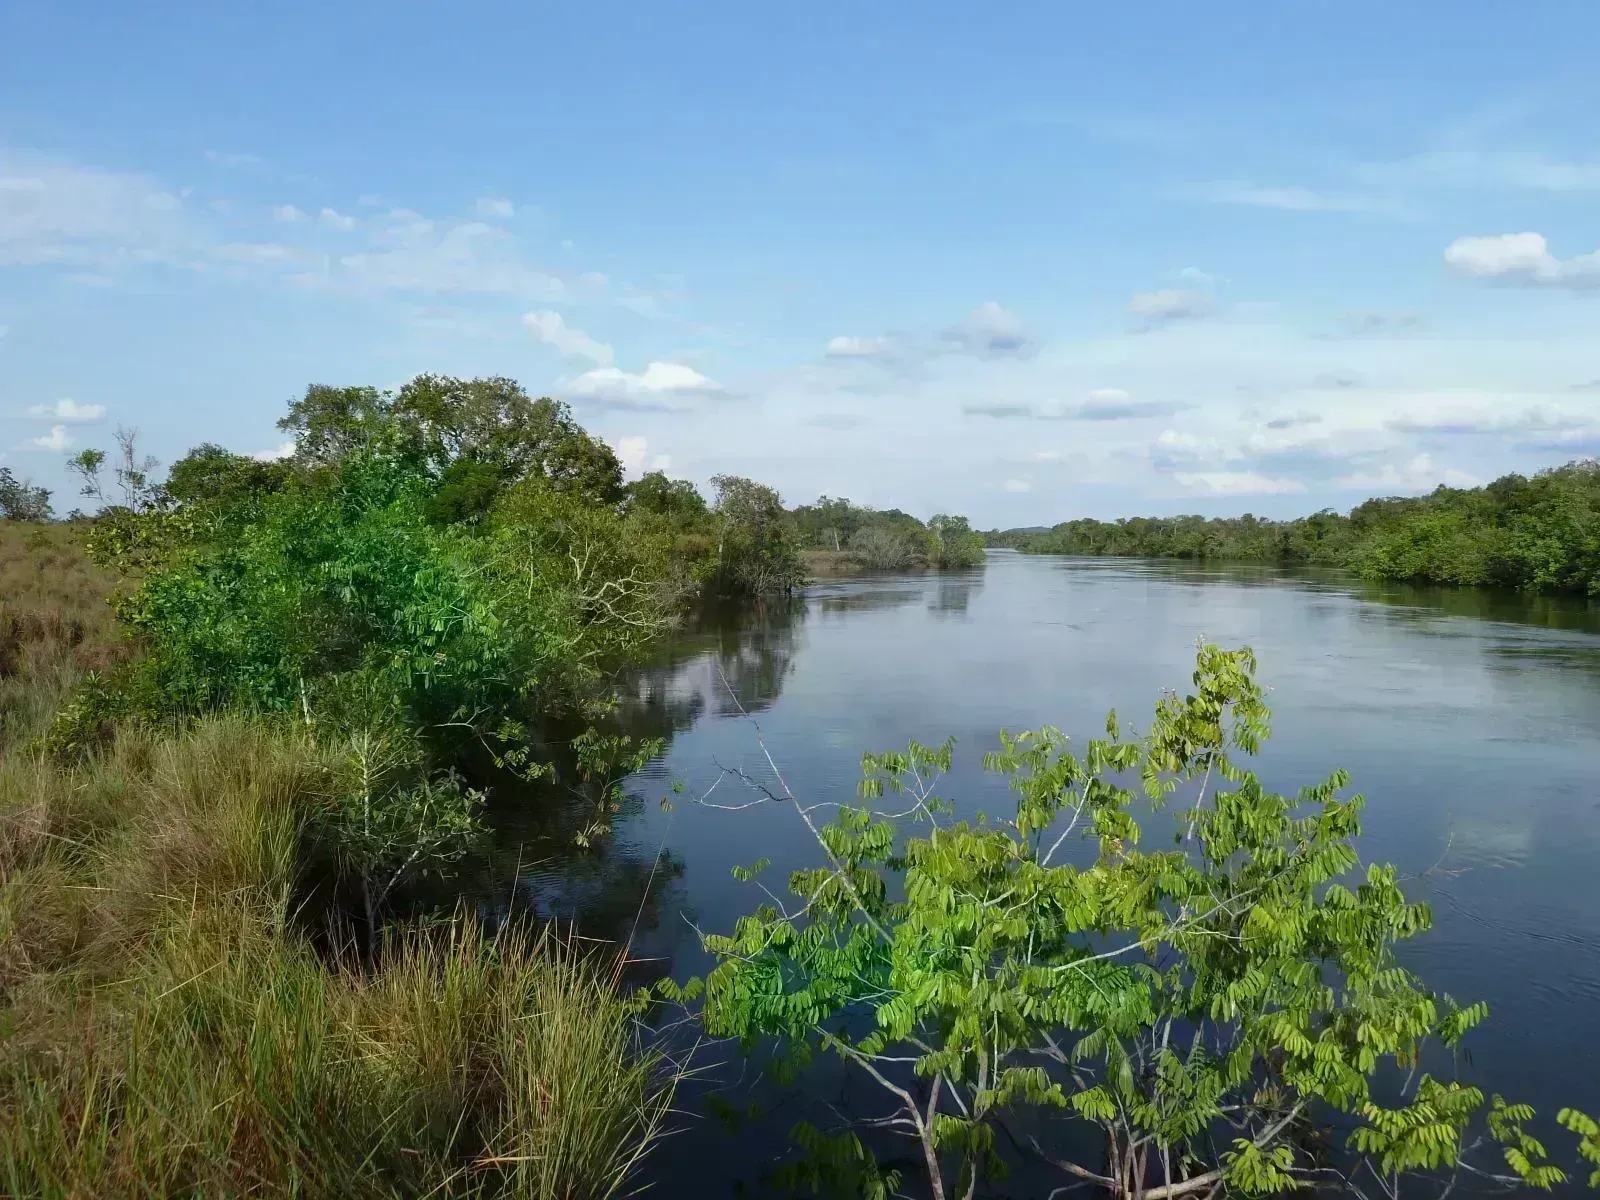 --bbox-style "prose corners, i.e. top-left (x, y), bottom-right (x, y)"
top-left (494, 551), bottom-right (1600, 1195)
